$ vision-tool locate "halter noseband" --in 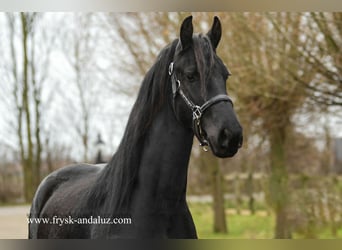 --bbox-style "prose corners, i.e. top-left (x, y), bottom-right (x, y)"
top-left (168, 62), bottom-right (233, 151)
